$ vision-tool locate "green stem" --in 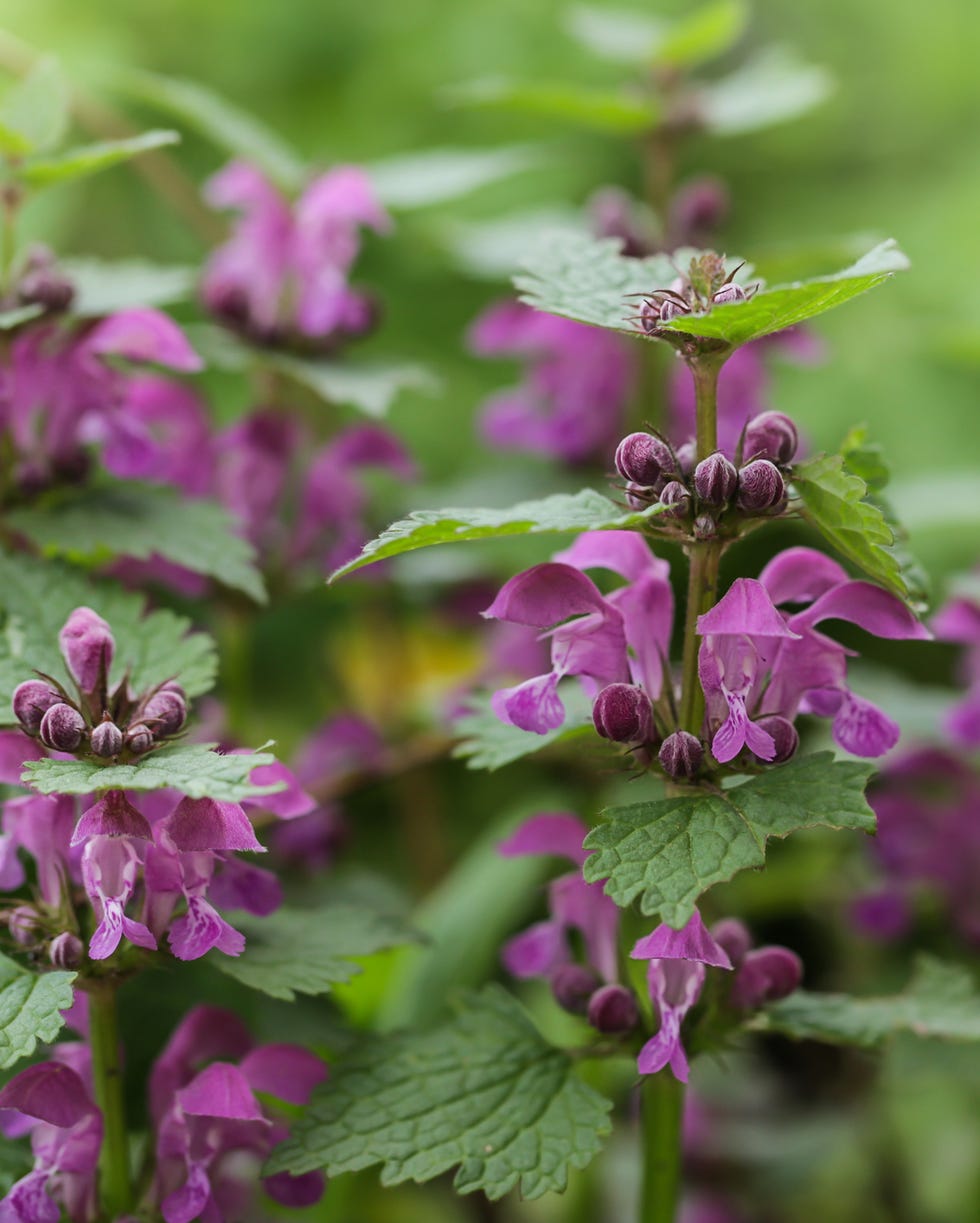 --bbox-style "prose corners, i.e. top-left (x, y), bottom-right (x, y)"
top-left (690, 356), bottom-right (722, 464)
top-left (639, 1072), bottom-right (684, 1222)
top-left (87, 981), bottom-right (133, 1218)
top-left (677, 541), bottom-right (722, 736)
